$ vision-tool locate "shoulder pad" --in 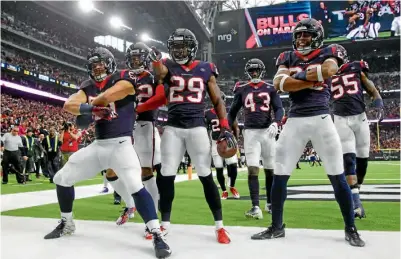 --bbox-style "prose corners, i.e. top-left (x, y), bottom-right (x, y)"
top-left (233, 81), bottom-right (248, 93)
top-left (276, 51), bottom-right (291, 68)
top-left (359, 60), bottom-right (370, 72)
top-left (326, 44), bottom-right (347, 66)
top-left (79, 79), bottom-right (94, 90)
top-left (208, 62), bottom-right (219, 78)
